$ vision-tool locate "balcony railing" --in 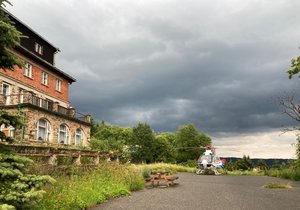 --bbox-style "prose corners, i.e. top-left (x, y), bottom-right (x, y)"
top-left (0, 93), bottom-right (91, 123)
